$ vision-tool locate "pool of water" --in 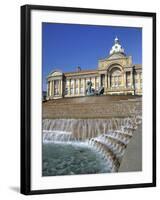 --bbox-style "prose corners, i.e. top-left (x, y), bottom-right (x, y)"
top-left (42, 142), bottom-right (110, 176)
